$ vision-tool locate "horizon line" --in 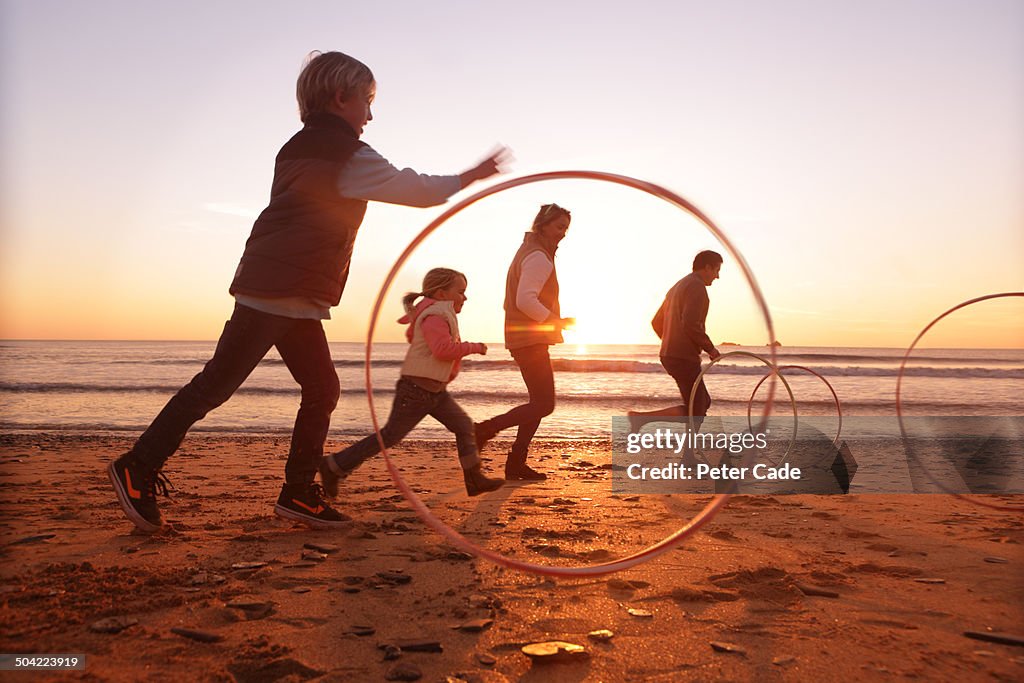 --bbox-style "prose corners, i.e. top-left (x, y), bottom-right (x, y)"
top-left (1, 338), bottom-right (1022, 351)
